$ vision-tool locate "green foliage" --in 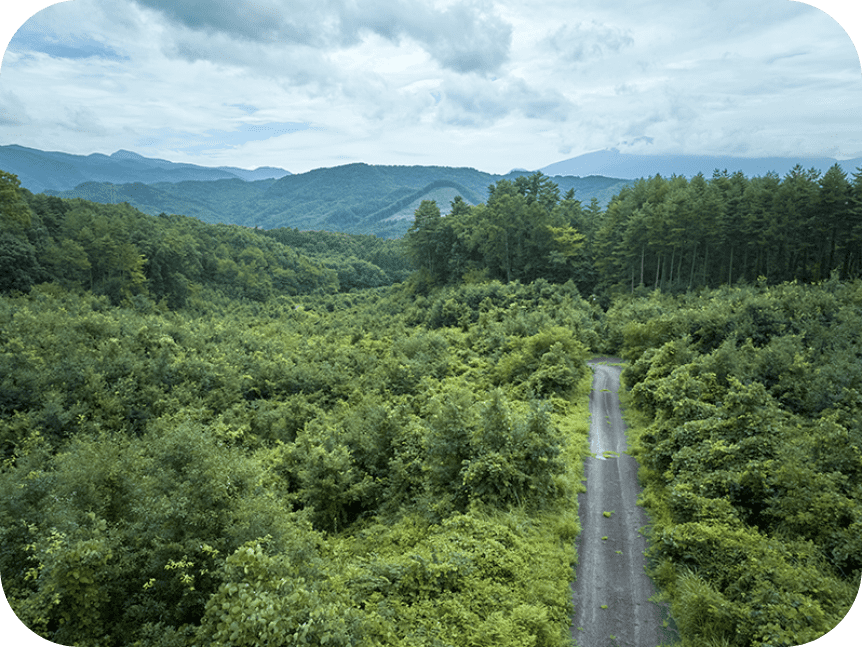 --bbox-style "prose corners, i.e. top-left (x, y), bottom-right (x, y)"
top-left (403, 173), bottom-right (597, 289)
top-left (407, 278), bottom-right (602, 353)
top-left (405, 199), bottom-right (446, 280)
top-left (262, 227), bottom-right (413, 286)
top-left (495, 327), bottom-right (589, 396)
top-left (0, 169), bottom-right (32, 233)
top-left (0, 171), bottom-right (351, 304)
top-left (616, 280), bottom-right (862, 647)
top-left (341, 509), bottom-right (577, 647)
top-left (0, 231), bottom-right (42, 293)
top-left (593, 163), bottom-right (862, 294)
top-left (442, 390), bottom-right (566, 510)
top-left (0, 420), bottom-right (304, 646)
top-left (196, 538), bottom-right (365, 647)
top-left (0, 274), bottom-right (596, 647)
